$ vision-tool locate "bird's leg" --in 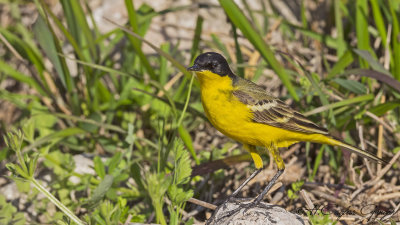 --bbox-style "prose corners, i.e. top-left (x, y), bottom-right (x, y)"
top-left (232, 145), bottom-right (285, 213)
top-left (215, 145), bottom-right (285, 220)
top-left (223, 144), bottom-right (263, 203)
top-left (226, 168), bottom-right (262, 201)
top-left (218, 168), bottom-right (284, 219)
top-left (207, 147), bottom-right (263, 224)
top-left (253, 144), bottom-right (285, 205)
top-left (253, 168), bottom-right (284, 204)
